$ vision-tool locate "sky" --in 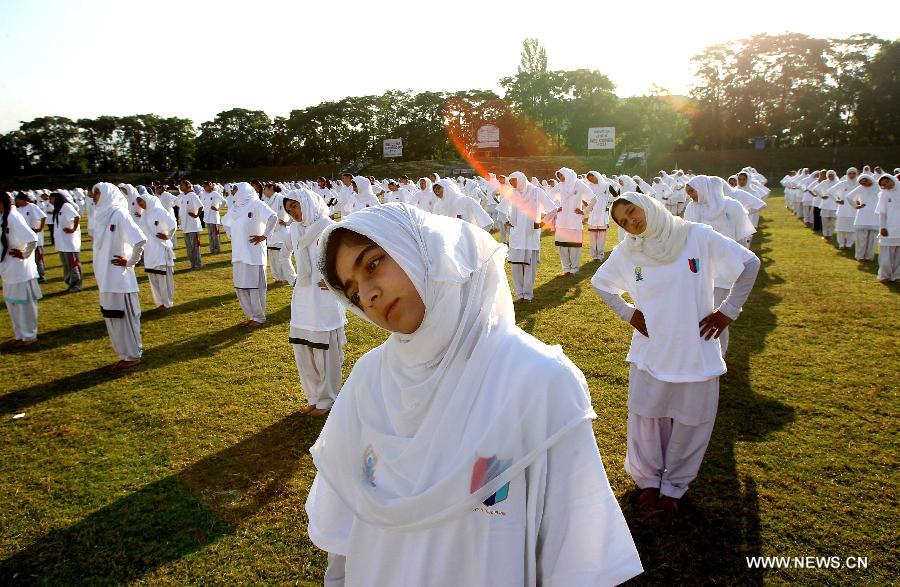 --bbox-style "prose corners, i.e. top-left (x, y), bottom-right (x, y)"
top-left (0, 0), bottom-right (895, 133)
